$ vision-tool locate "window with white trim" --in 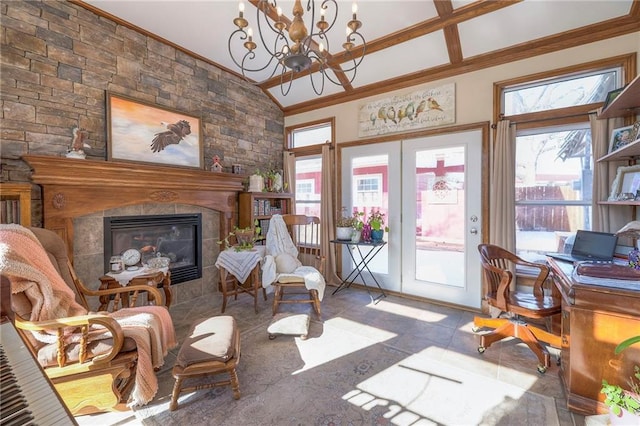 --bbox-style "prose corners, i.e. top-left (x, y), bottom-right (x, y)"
top-left (498, 65), bottom-right (624, 260)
